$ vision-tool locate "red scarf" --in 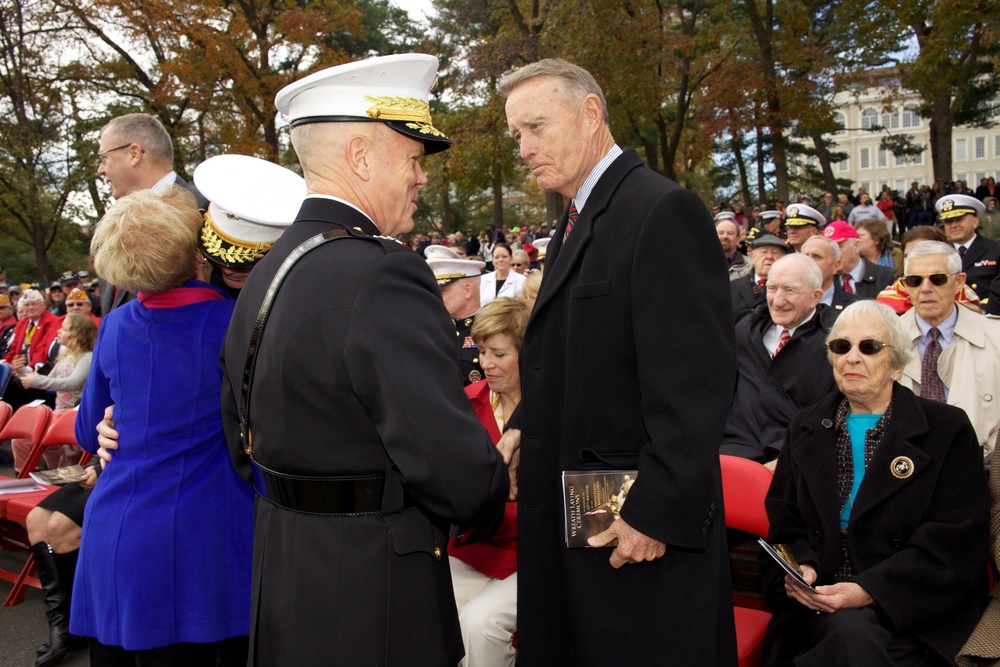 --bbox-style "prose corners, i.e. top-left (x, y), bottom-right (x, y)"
top-left (136, 282), bottom-right (227, 309)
